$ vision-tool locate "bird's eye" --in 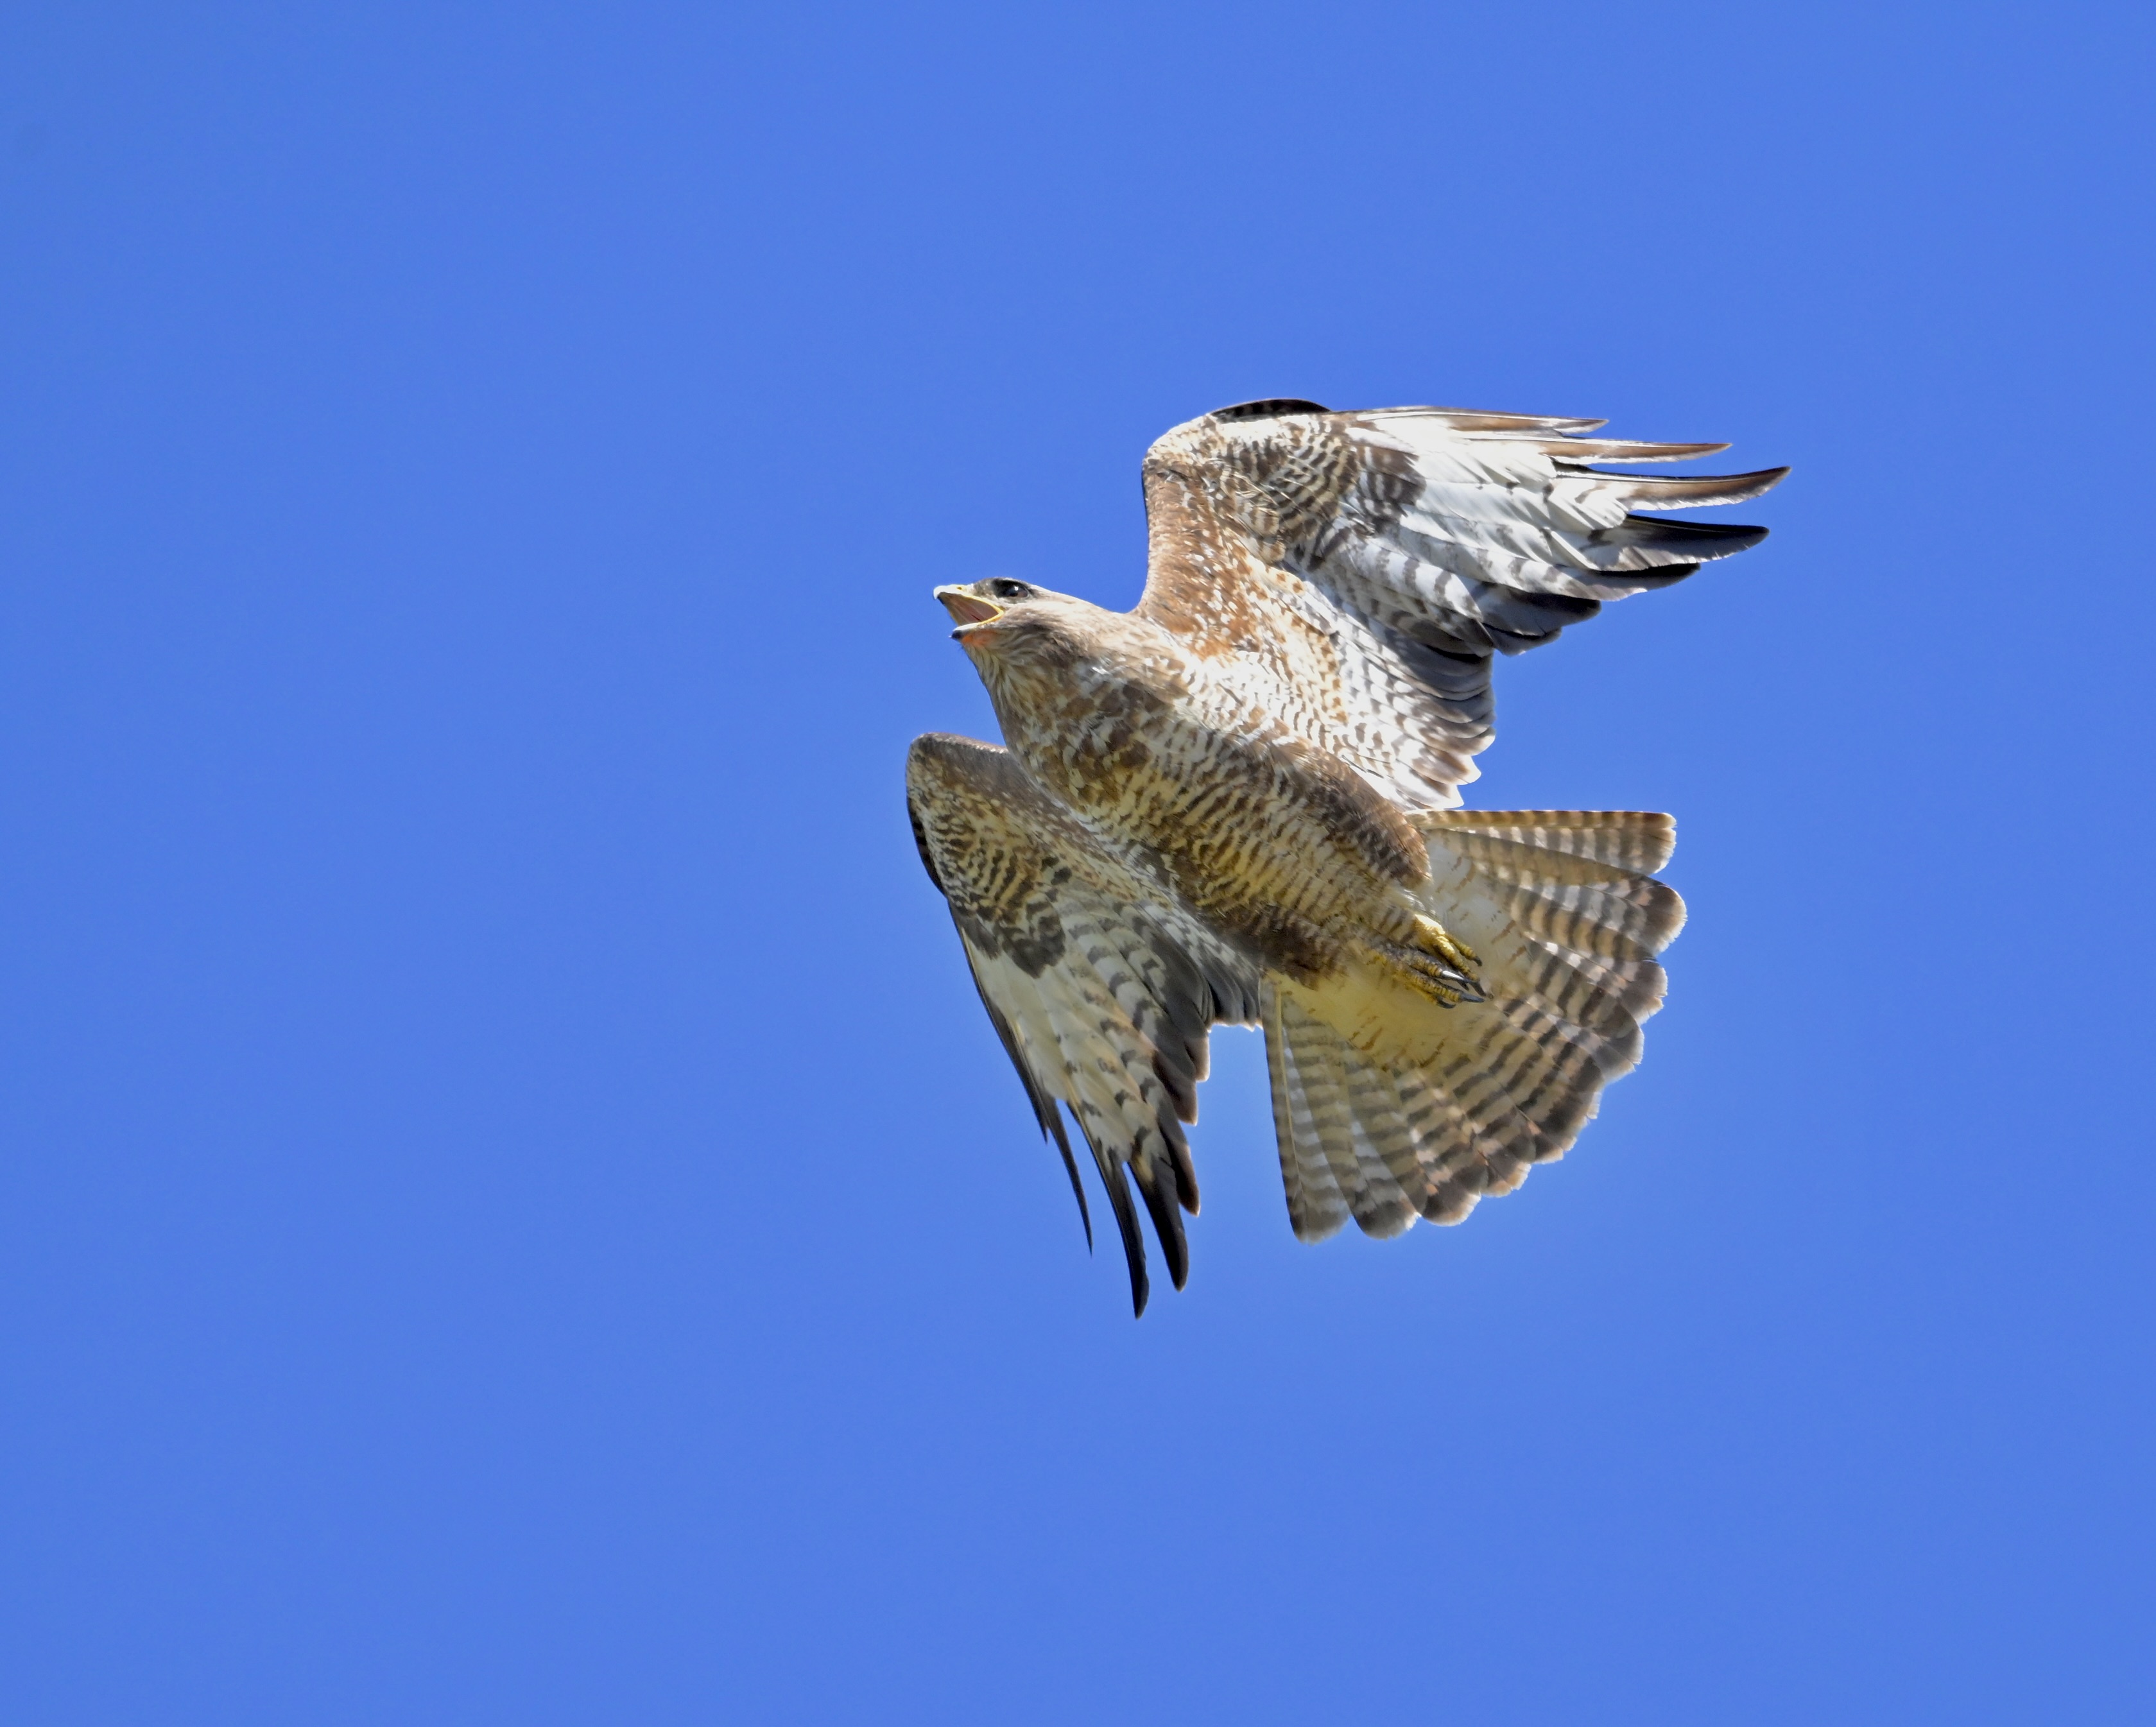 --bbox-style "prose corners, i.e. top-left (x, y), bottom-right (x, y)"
top-left (988, 580), bottom-right (1030, 600)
